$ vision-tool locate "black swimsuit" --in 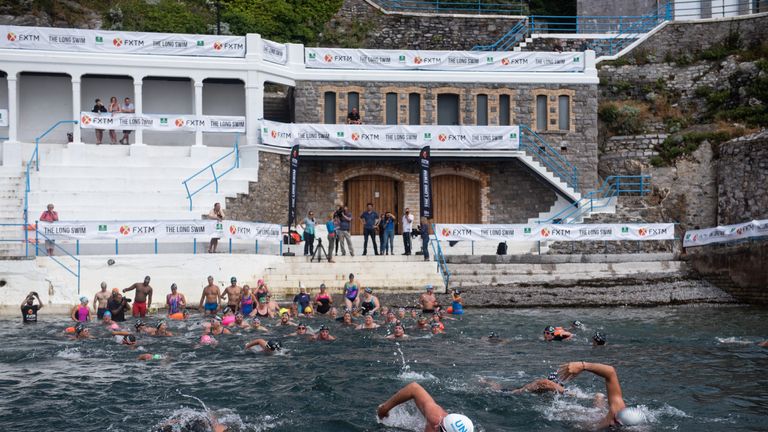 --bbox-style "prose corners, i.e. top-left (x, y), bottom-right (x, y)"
top-left (361, 298), bottom-right (375, 315)
top-left (255, 307), bottom-right (270, 317)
